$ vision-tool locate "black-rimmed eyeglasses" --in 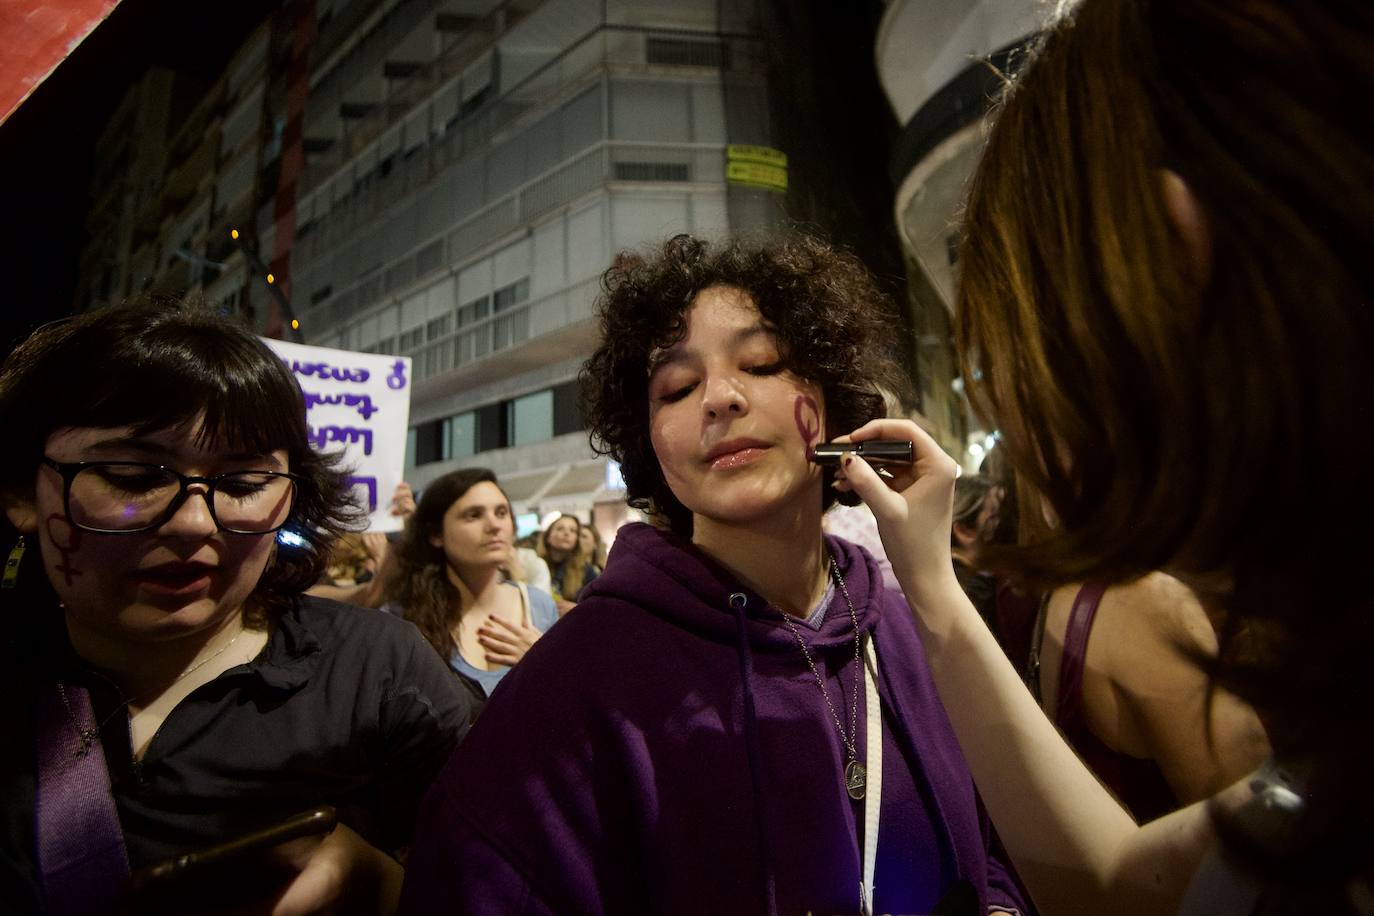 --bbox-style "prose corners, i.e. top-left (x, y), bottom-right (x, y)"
top-left (40, 457), bottom-right (299, 535)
